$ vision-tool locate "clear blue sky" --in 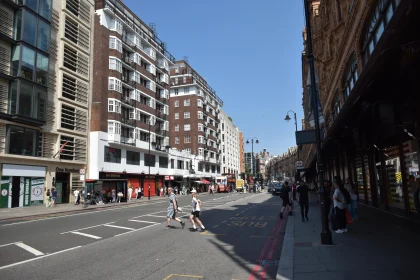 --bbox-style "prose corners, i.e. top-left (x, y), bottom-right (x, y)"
top-left (125, 0), bottom-right (305, 156)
